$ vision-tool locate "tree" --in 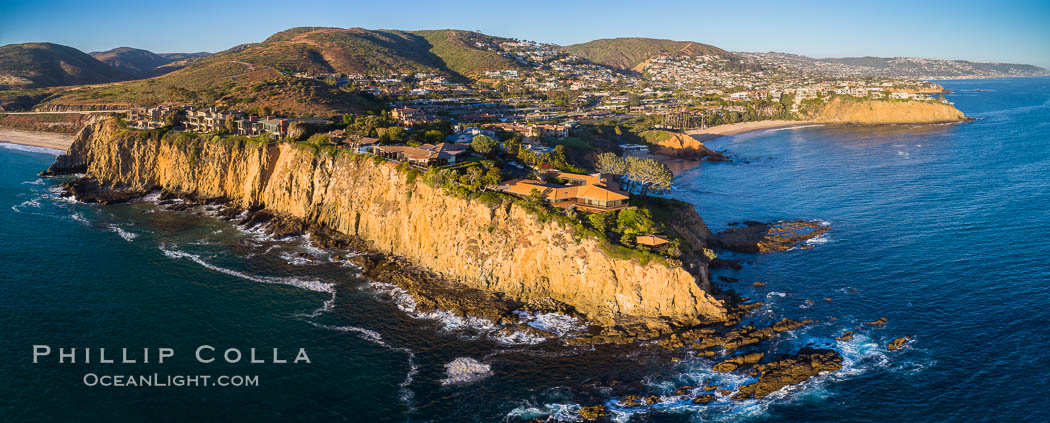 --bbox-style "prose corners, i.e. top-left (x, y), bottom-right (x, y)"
top-left (587, 210), bottom-right (617, 233)
top-left (524, 188), bottom-right (546, 209)
top-left (471, 135), bottom-right (497, 155)
top-left (424, 130), bottom-right (445, 144)
top-left (460, 166), bottom-right (484, 191)
top-left (223, 115), bottom-right (236, 134)
top-left (504, 133), bottom-right (522, 156)
top-left (625, 157), bottom-right (673, 197)
top-left (615, 208), bottom-right (656, 241)
top-left (595, 152), bottom-right (628, 175)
